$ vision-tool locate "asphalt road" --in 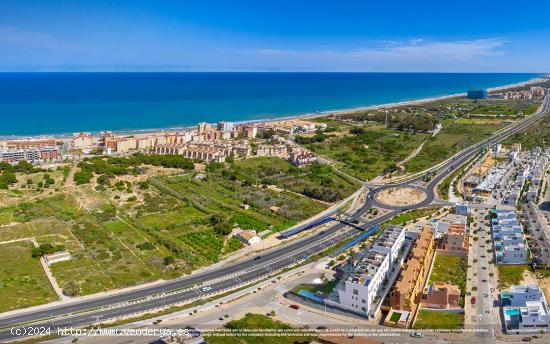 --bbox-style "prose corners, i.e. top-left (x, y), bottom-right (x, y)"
top-left (1, 95), bottom-right (548, 341)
